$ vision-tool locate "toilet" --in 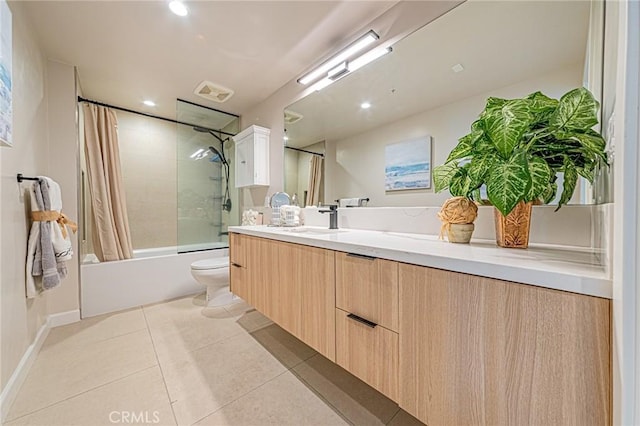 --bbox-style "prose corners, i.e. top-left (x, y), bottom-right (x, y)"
top-left (190, 257), bottom-right (236, 307)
